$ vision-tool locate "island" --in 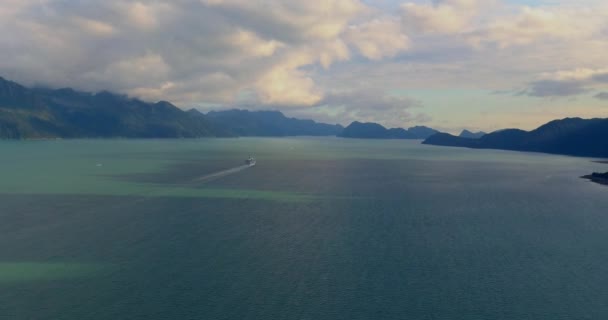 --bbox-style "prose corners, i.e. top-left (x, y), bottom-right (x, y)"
top-left (582, 172), bottom-right (608, 186)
